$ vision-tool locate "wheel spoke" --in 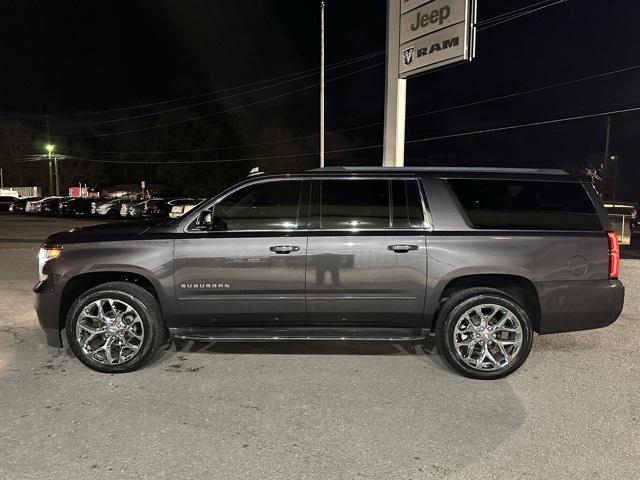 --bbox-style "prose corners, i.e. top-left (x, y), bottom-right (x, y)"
top-left (485, 348), bottom-right (499, 368)
top-left (476, 345), bottom-right (487, 367)
top-left (496, 341), bottom-right (509, 362)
